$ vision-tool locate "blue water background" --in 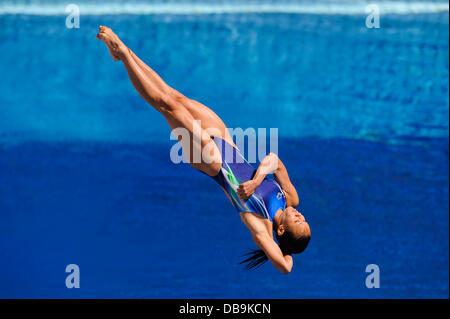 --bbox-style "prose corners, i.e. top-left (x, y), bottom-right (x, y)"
top-left (0, 1), bottom-right (448, 298)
